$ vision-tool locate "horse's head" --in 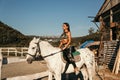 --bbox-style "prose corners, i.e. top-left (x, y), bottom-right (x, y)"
top-left (26, 37), bottom-right (41, 64)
